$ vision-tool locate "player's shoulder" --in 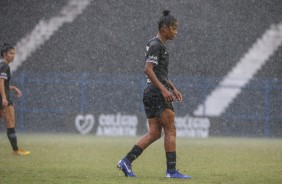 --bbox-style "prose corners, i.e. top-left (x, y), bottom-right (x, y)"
top-left (0, 61), bottom-right (9, 70)
top-left (147, 37), bottom-right (163, 47)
